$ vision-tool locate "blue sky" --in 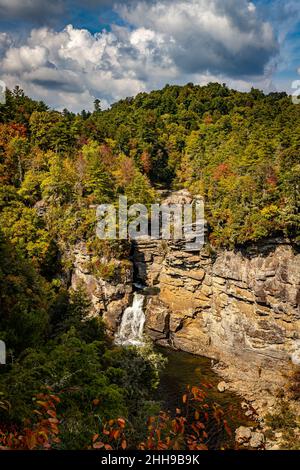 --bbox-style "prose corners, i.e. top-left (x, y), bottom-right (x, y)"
top-left (0, 0), bottom-right (299, 111)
